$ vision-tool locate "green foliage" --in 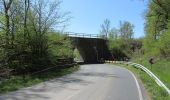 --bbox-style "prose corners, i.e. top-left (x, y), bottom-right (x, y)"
top-left (73, 48), bottom-right (82, 61)
top-left (108, 39), bottom-right (128, 60)
top-left (0, 65), bottom-right (79, 94)
top-left (116, 64), bottom-right (170, 100)
top-left (132, 56), bottom-right (170, 89)
top-left (0, 0), bottom-right (73, 75)
top-left (144, 0), bottom-right (170, 58)
top-left (132, 1), bottom-right (170, 97)
top-left (129, 66), bottom-right (170, 100)
top-left (159, 21), bottom-right (170, 58)
top-left (48, 33), bottom-right (73, 63)
top-left (105, 20), bottom-right (136, 60)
